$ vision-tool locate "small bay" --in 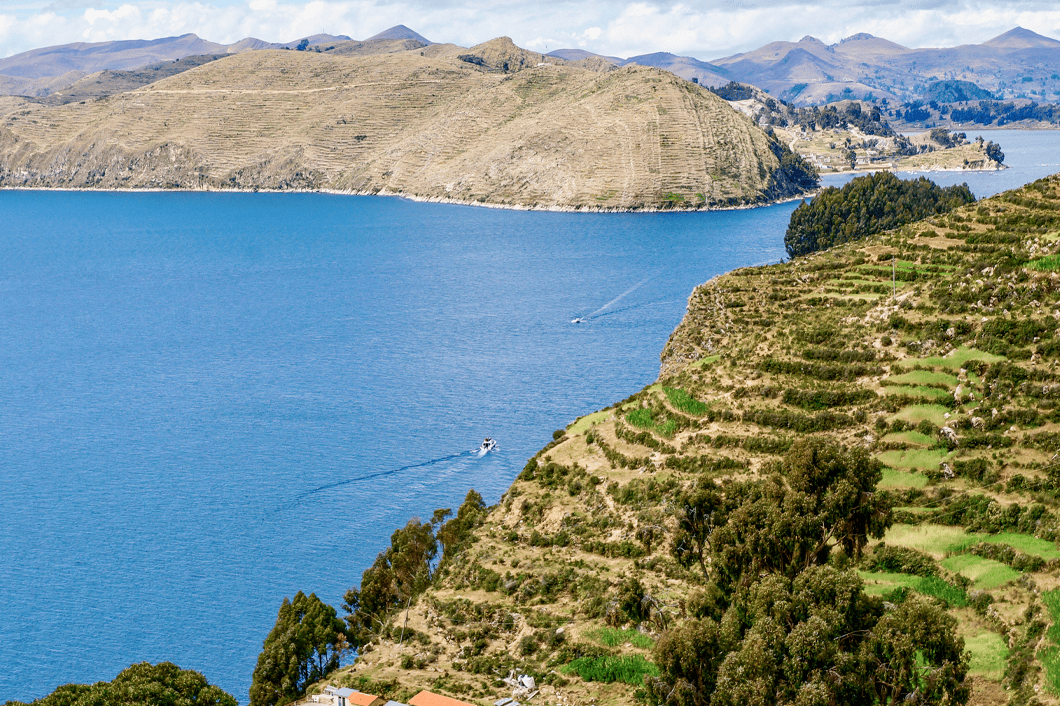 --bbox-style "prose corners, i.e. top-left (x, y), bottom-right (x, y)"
top-left (1, 127), bottom-right (1057, 703)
